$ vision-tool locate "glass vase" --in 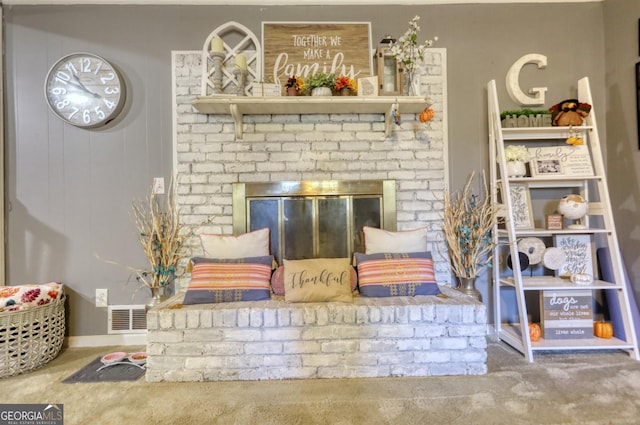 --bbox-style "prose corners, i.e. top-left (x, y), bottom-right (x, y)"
top-left (404, 70), bottom-right (420, 96)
